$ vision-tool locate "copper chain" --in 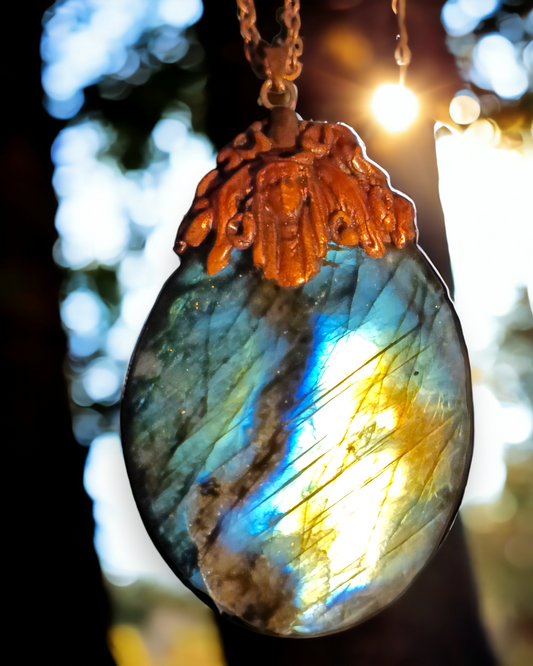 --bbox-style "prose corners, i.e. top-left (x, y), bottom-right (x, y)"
top-left (392, 0), bottom-right (411, 84)
top-left (236, 0), bottom-right (303, 108)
